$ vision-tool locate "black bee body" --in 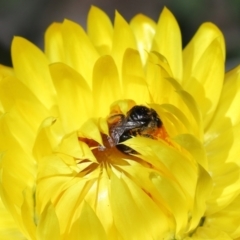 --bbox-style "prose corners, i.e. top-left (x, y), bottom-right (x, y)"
top-left (109, 105), bottom-right (162, 154)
